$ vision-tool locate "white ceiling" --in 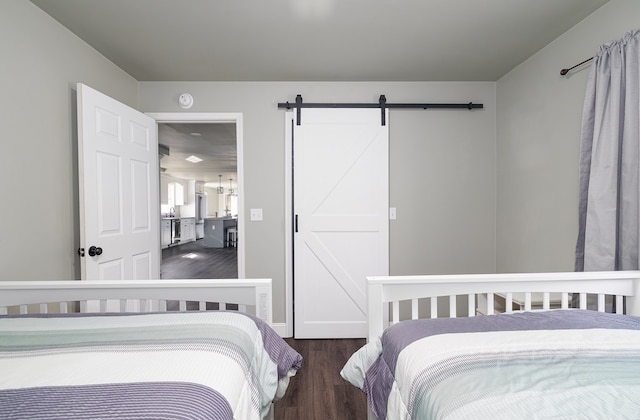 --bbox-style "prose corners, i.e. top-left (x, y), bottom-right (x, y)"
top-left (29, 0), bottom-right (609, 184)
top-left (29, 0), bottom-right (609, 82)
top-left (158, 123), bottom-right (237, 186)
